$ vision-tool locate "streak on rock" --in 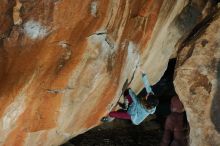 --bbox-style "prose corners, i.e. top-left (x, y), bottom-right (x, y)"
top-left (46, 87), bottom-right (74, 94)
top-left (90, 1), bottom-right (98, 17)
top-left (211, 61), bottom-right (220, 133)
top-left (0, 0), bottom-right (16, 39)
top-left (13, 0), bottom-right (22, 25)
